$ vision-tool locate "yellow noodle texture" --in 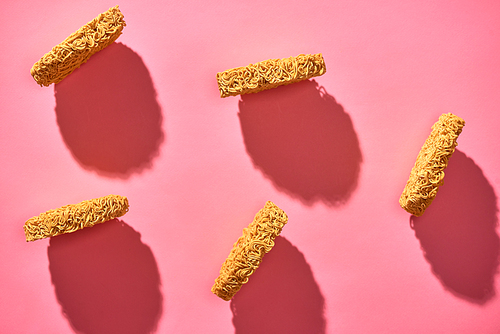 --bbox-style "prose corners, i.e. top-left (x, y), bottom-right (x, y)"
top-left (216, 53), bottom-right (326, 98)
top-left (211, 201), bottom-right (288, 301)
top-left (23, 195), bottom-right (129, 242)
top-left (399, 113), bottom-right (465, 217)
top-left (30, 6), bottom-right (126, 87)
